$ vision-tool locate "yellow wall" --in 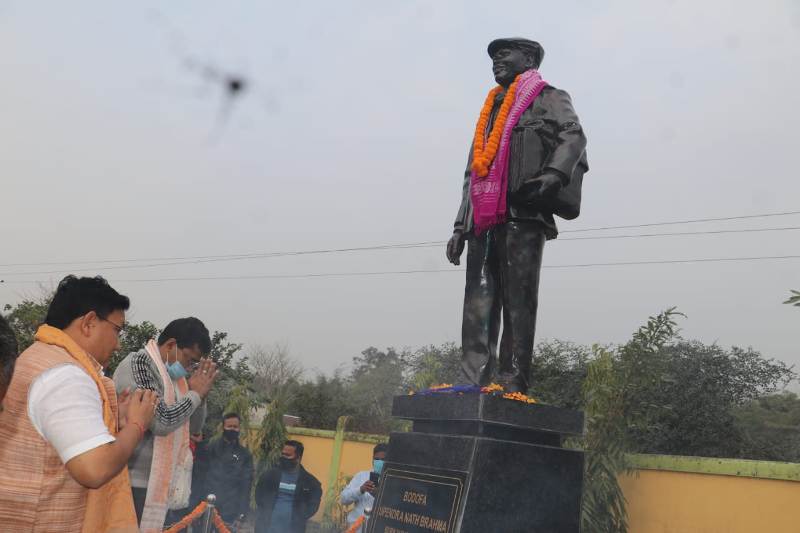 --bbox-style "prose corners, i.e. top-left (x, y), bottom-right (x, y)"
top-left (287, 430), bottom-right (381, 522)
top-left (339, 439), bottom-right (378, 478)
top-left (621, 469), bottom-right (800, 533)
